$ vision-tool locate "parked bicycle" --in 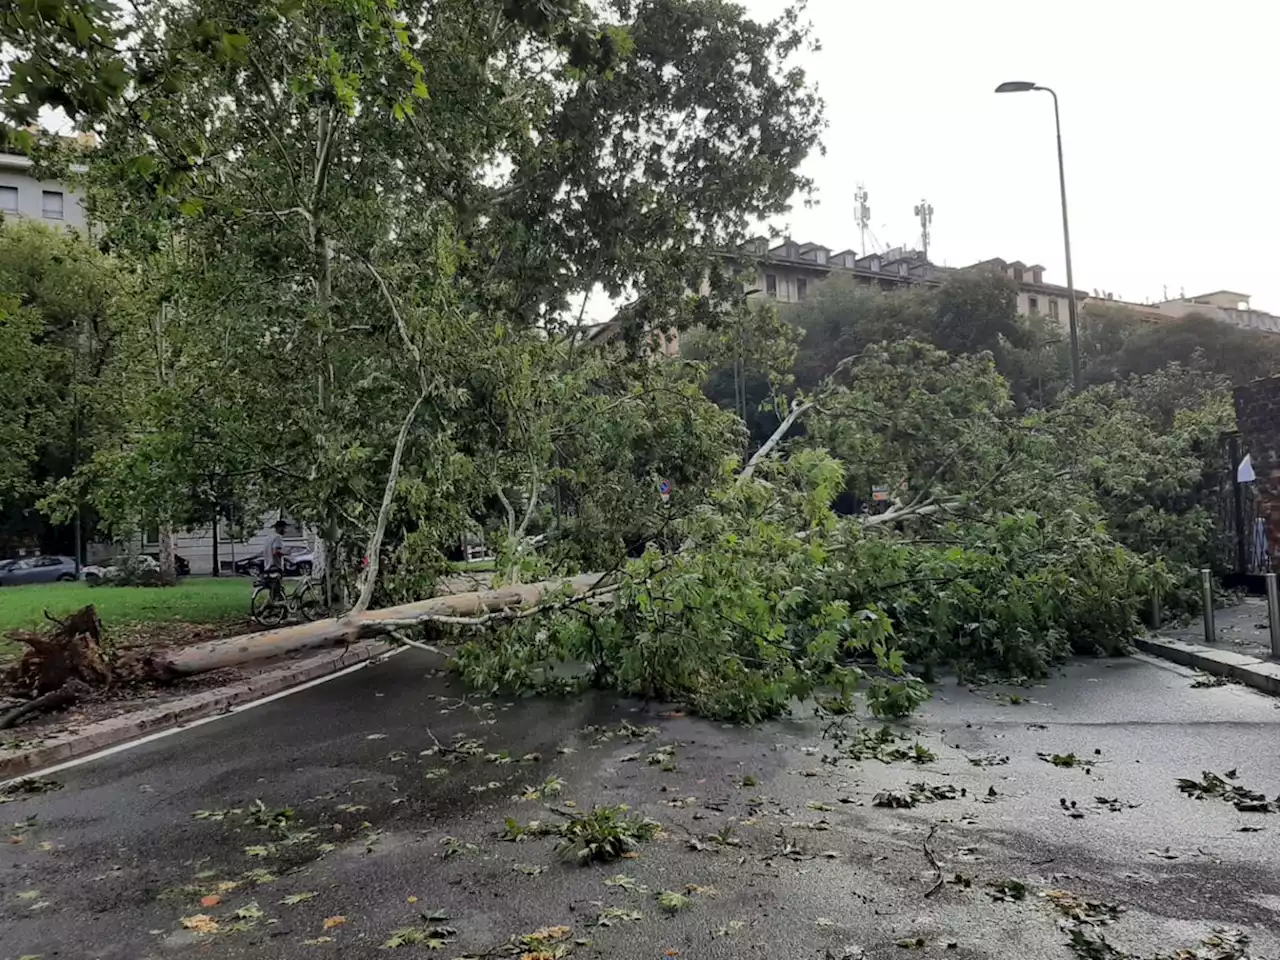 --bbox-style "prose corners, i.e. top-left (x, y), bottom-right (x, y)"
top-left (250, 571), bottom-right (327, 626)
